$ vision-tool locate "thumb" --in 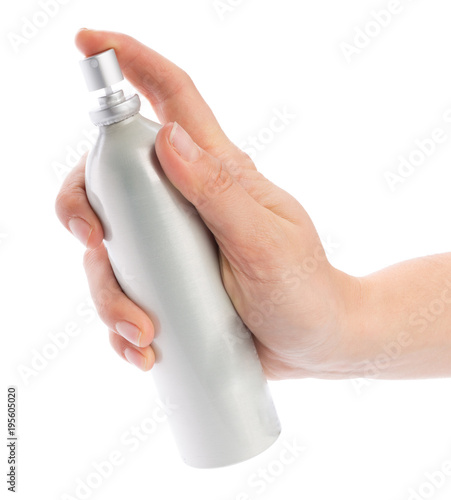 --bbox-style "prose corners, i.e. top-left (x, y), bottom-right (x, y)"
top-left (155, 122), bottom-right (271, 253)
